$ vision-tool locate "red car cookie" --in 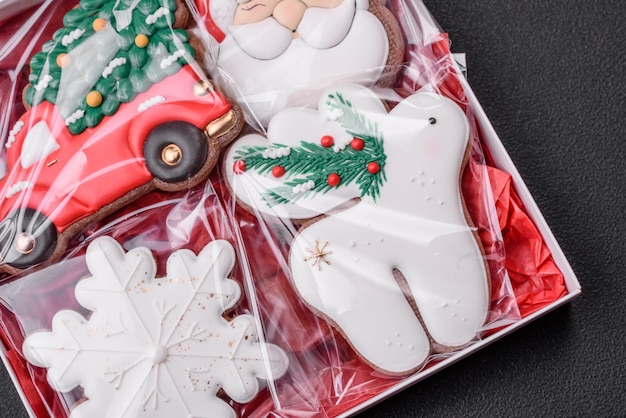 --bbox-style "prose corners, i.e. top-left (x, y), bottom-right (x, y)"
top-left (0, 0), bottom-right (243, 273)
